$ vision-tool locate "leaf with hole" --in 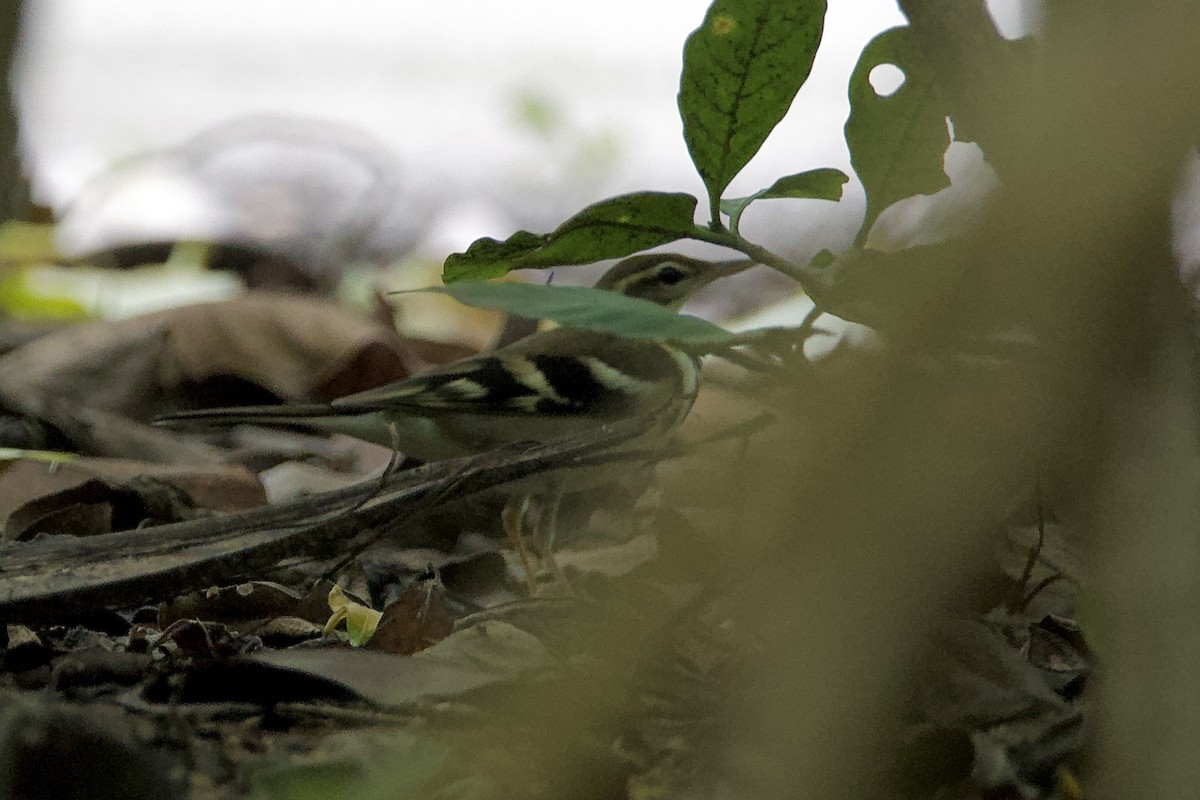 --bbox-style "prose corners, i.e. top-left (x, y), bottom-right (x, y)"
top-left (845, 26), bottom-right (954, 244)
top-left (898, 2), bottom-right (1035, 170)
